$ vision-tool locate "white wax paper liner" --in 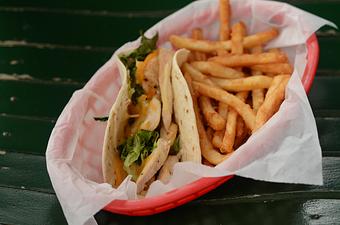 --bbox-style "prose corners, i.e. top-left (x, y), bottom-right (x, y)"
top-left (46, 0), bottom-right (336, 224)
